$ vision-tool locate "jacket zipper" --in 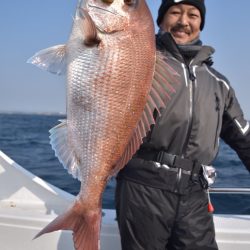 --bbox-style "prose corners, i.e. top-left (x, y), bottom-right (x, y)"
top-left (182, 64), bottom-right (196, 157)
top-left (175, 64), bottom-right (196, 192)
